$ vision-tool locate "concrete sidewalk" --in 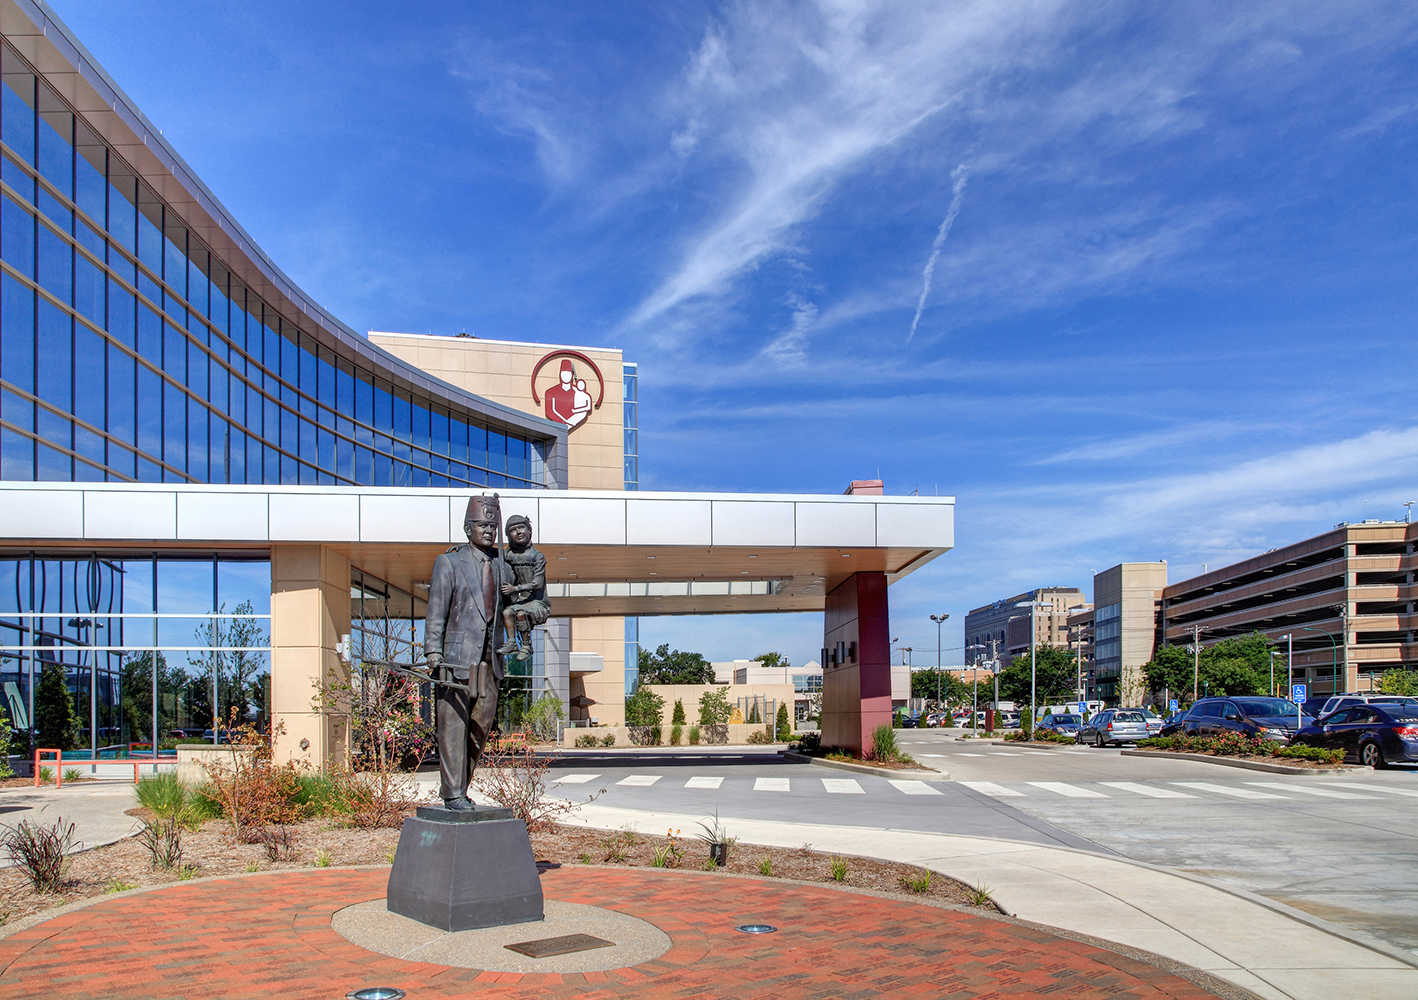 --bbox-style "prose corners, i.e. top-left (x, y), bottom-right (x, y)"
top-left (0, 782), bottom-right (143, 859)
top-left (557, 800), bottom-right (1418, 1000)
